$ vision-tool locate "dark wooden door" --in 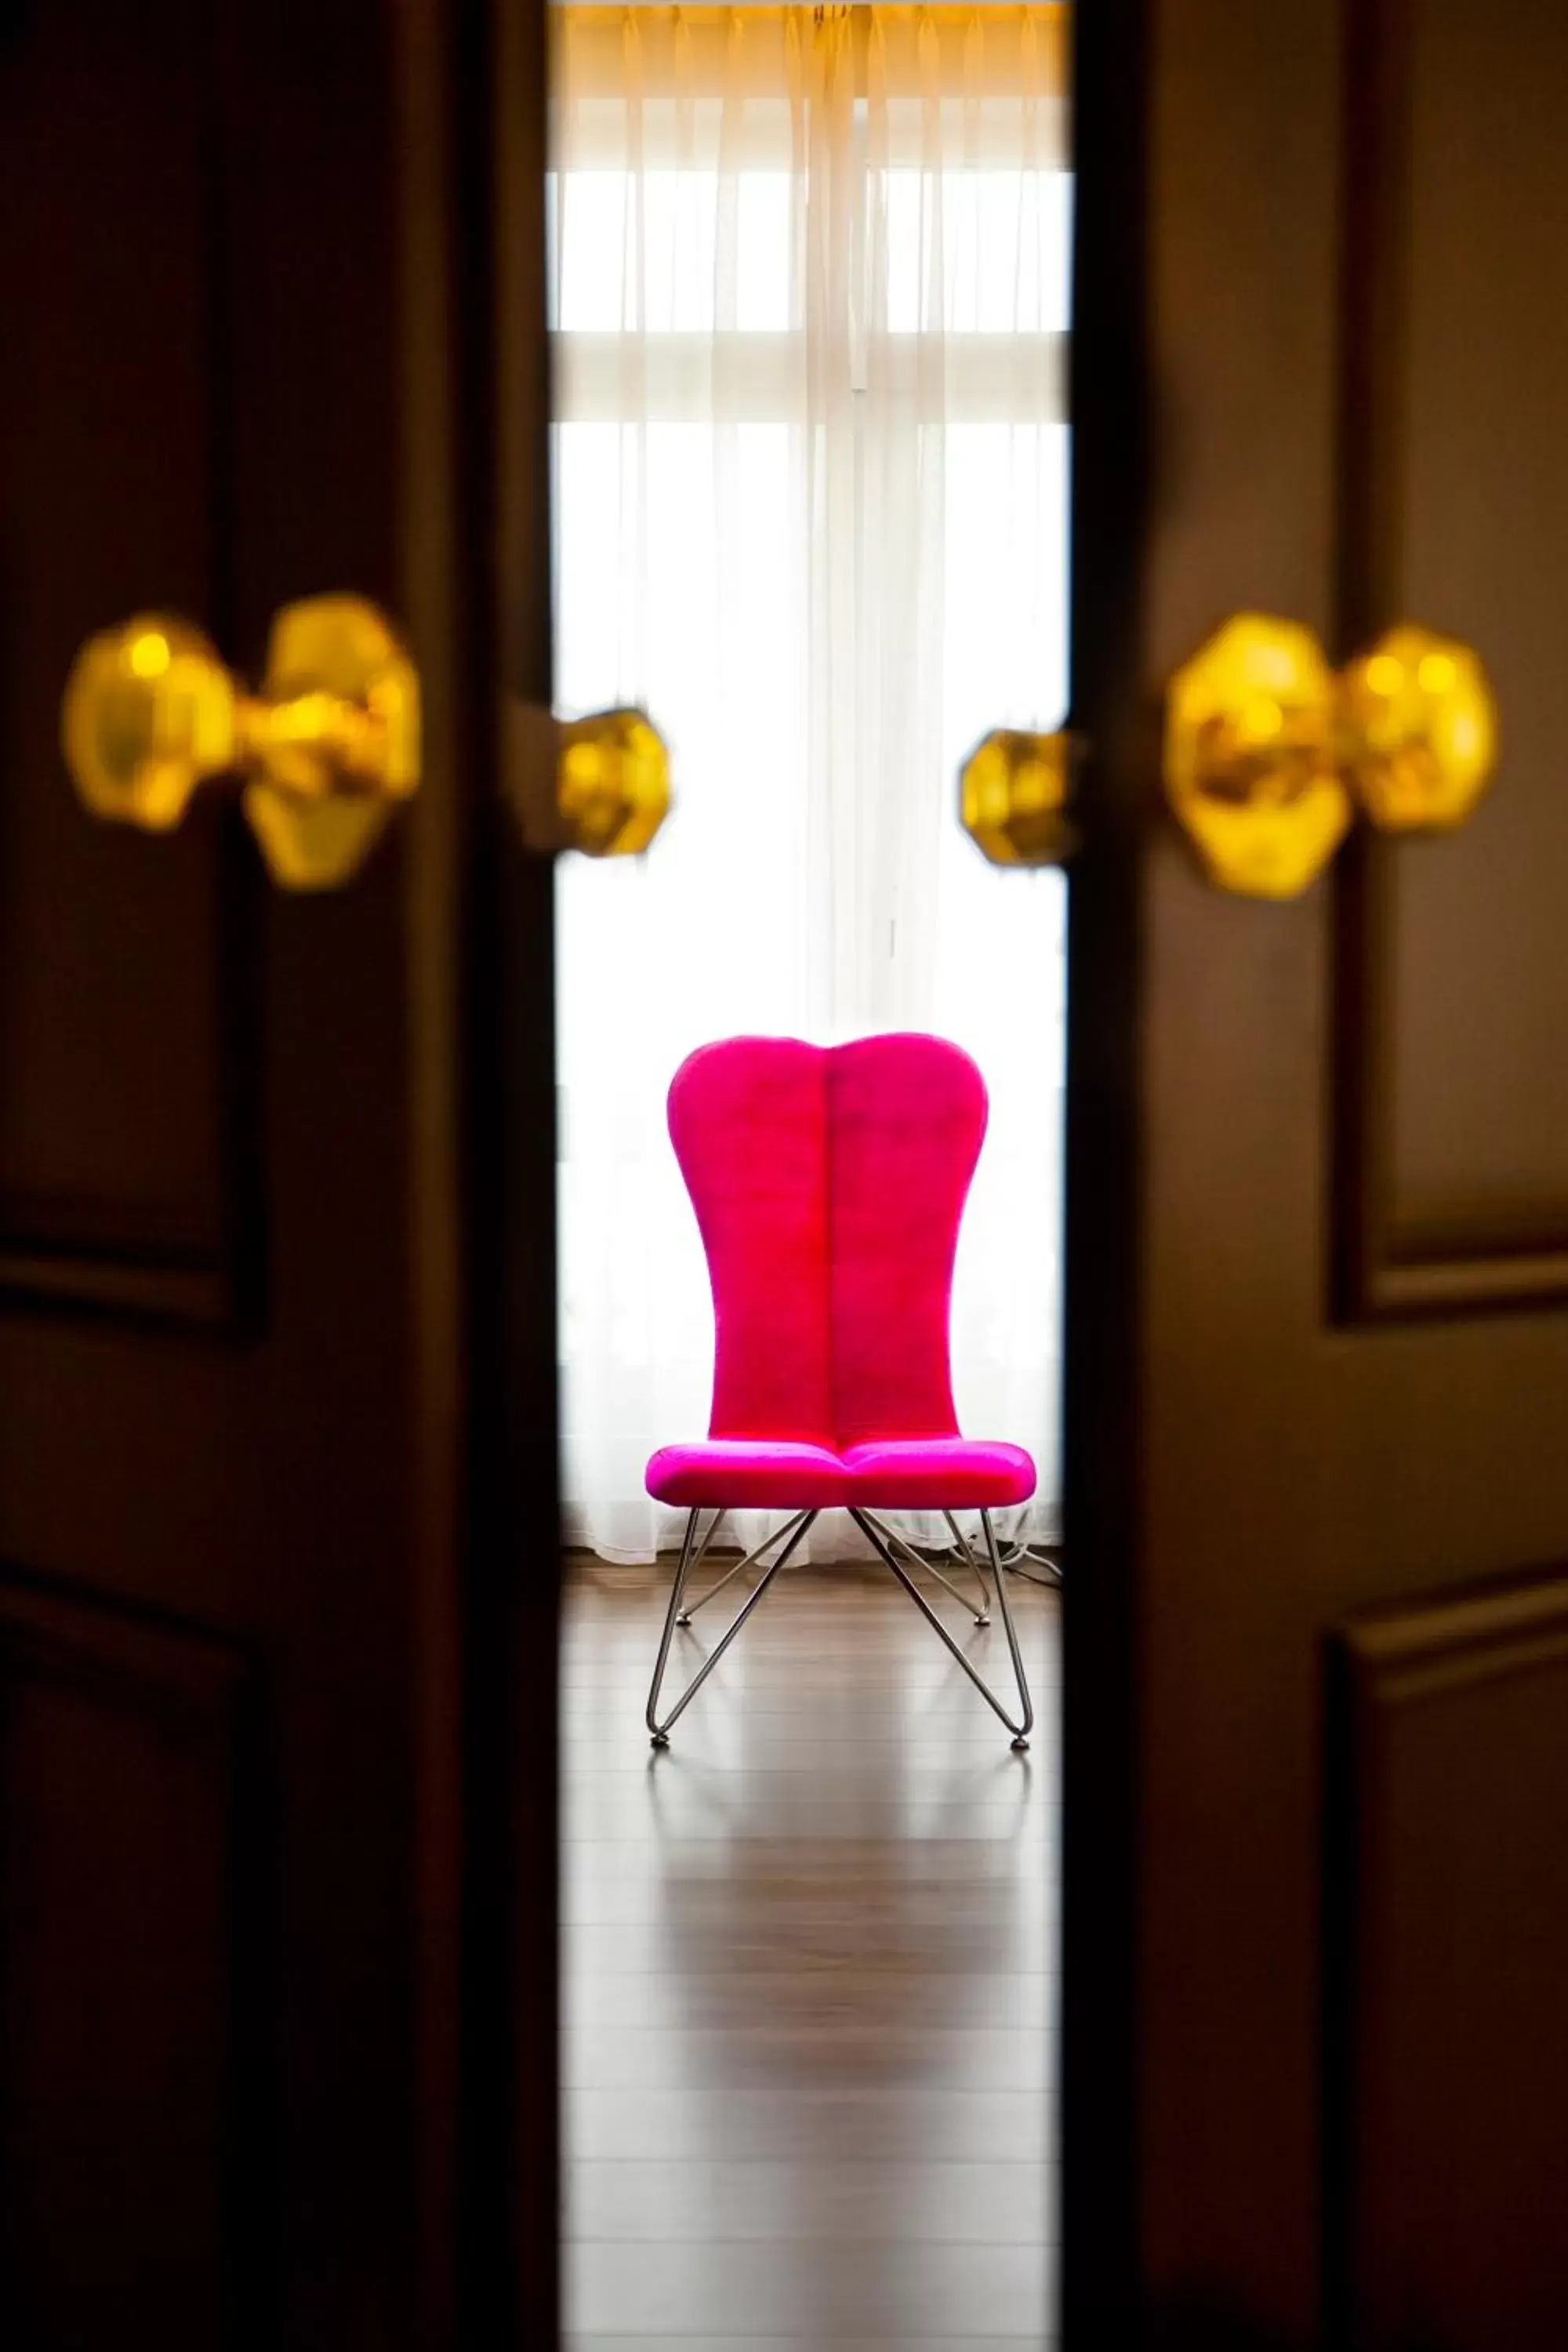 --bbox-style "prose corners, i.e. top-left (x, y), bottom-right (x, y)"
top-left (1065, 2), bottom-right (1568, 2346)
top-left (0, 1), bottom-right (559, 2345)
